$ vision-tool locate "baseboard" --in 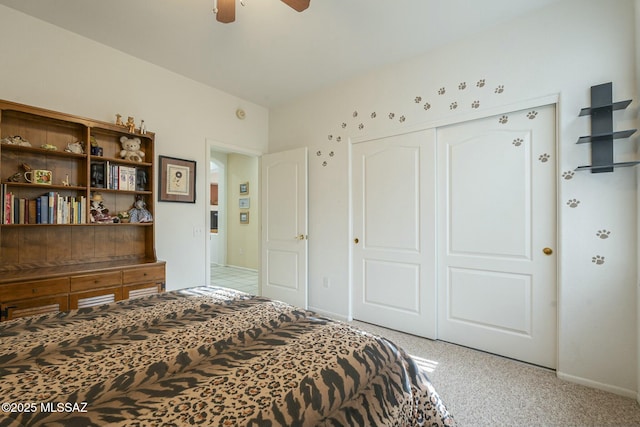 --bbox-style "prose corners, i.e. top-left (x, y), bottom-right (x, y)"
top-left (307, 305), bottom-right (349, 322)
top-left (557, 371), bottom-right (637, 399)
